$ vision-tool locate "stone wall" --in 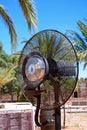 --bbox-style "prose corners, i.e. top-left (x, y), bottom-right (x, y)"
top-left (73, 78), bottom-right (87, 98)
